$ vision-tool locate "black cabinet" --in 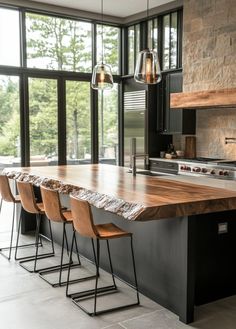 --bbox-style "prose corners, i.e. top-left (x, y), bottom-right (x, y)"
top-left (157, 72), bottom-right (196, 135)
